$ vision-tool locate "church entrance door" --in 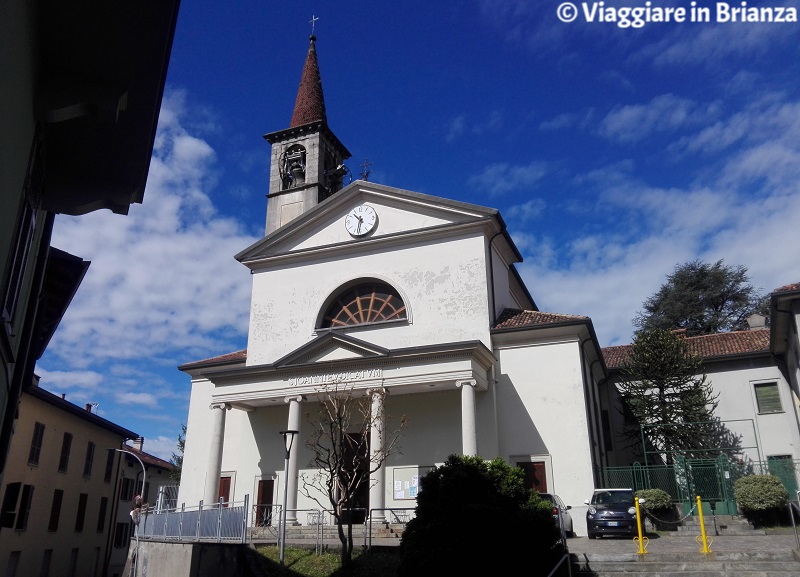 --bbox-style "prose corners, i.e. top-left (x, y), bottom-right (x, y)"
top-left (340, 432), bottom-right (369, 524)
